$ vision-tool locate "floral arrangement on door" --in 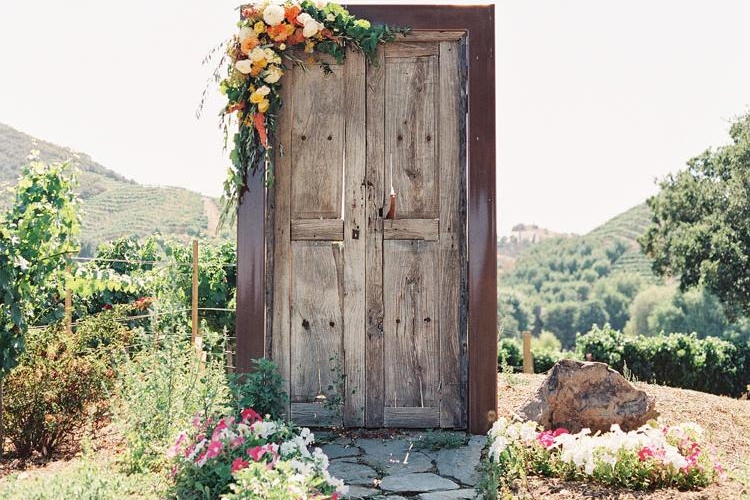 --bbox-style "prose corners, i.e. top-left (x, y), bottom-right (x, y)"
top-left (213, 0), bottom-right (407, 222)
